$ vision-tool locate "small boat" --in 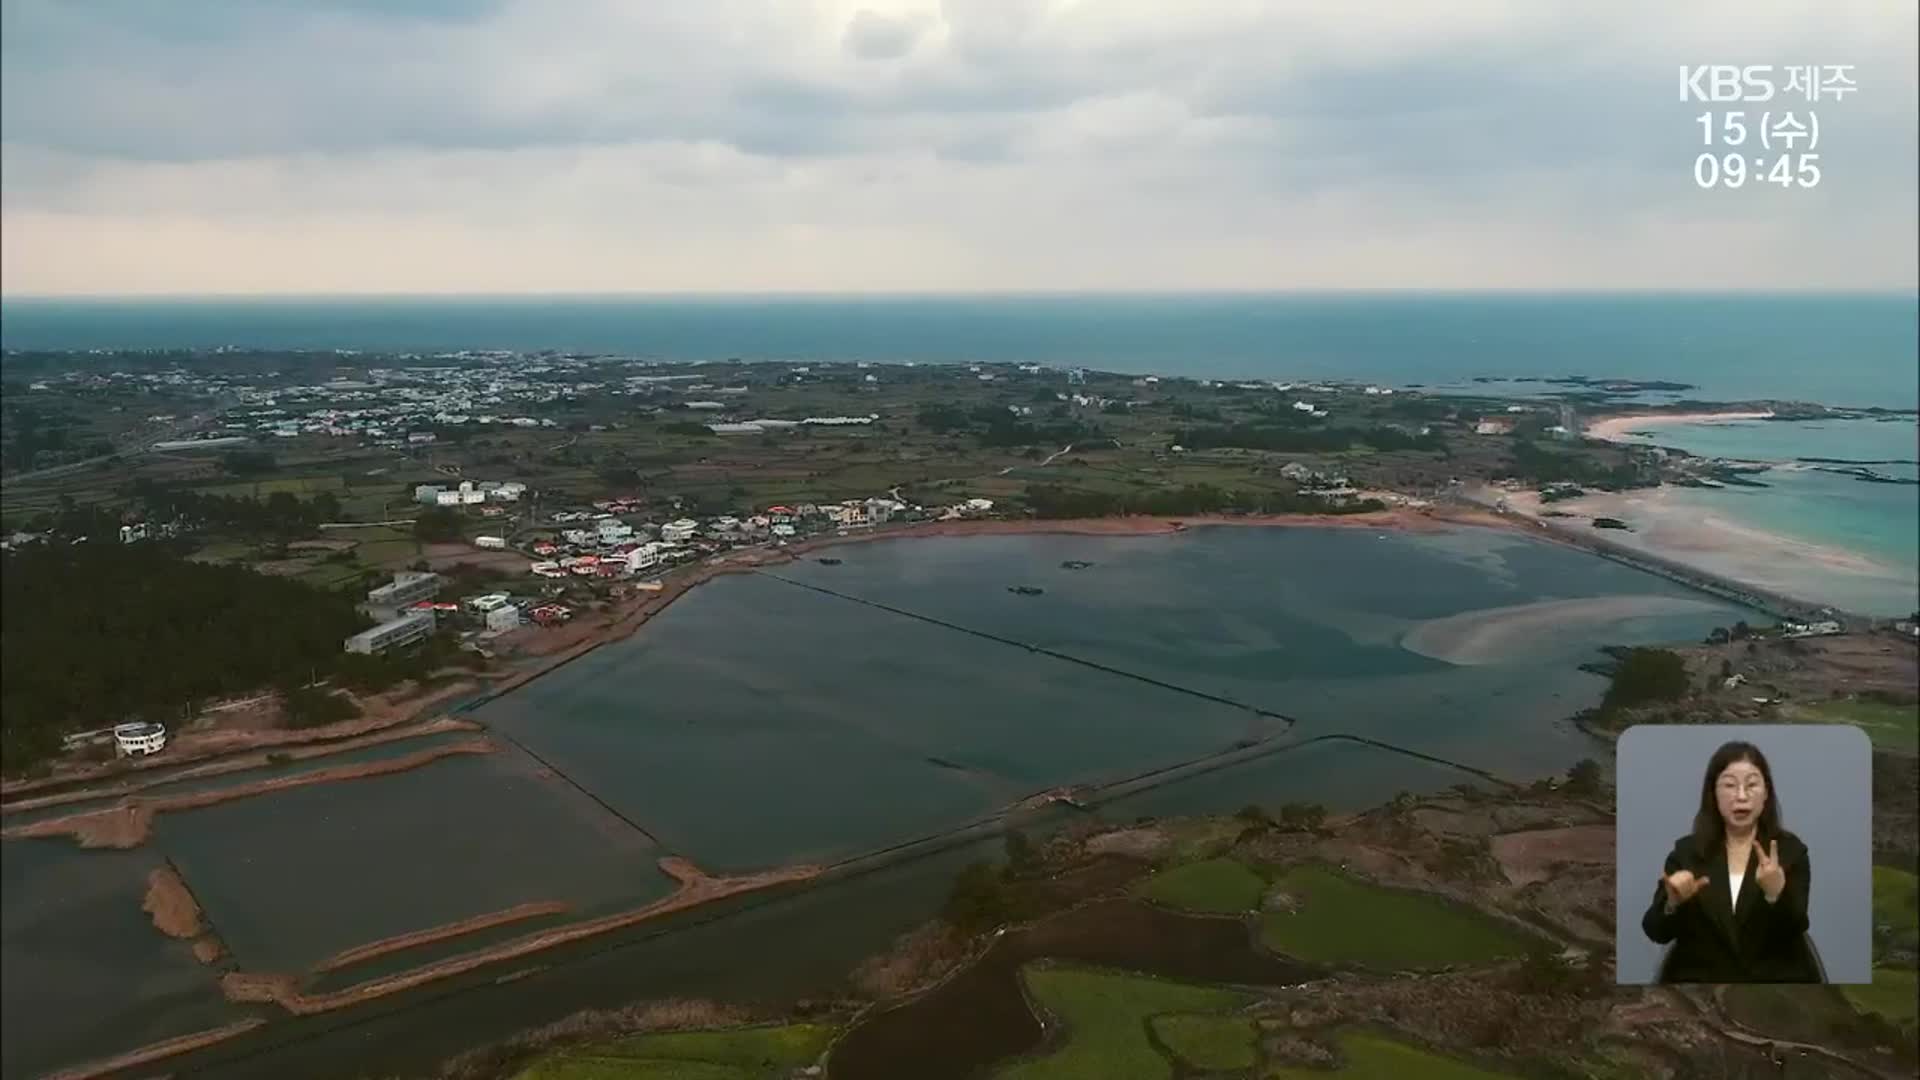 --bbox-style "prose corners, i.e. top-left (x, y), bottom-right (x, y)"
top-left (1060, 560), bottom-right (1094, 569)
top-left (817, 557), bottom-right (843, 565)
top-left (1008, 585), bottom-right (1044, 596)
